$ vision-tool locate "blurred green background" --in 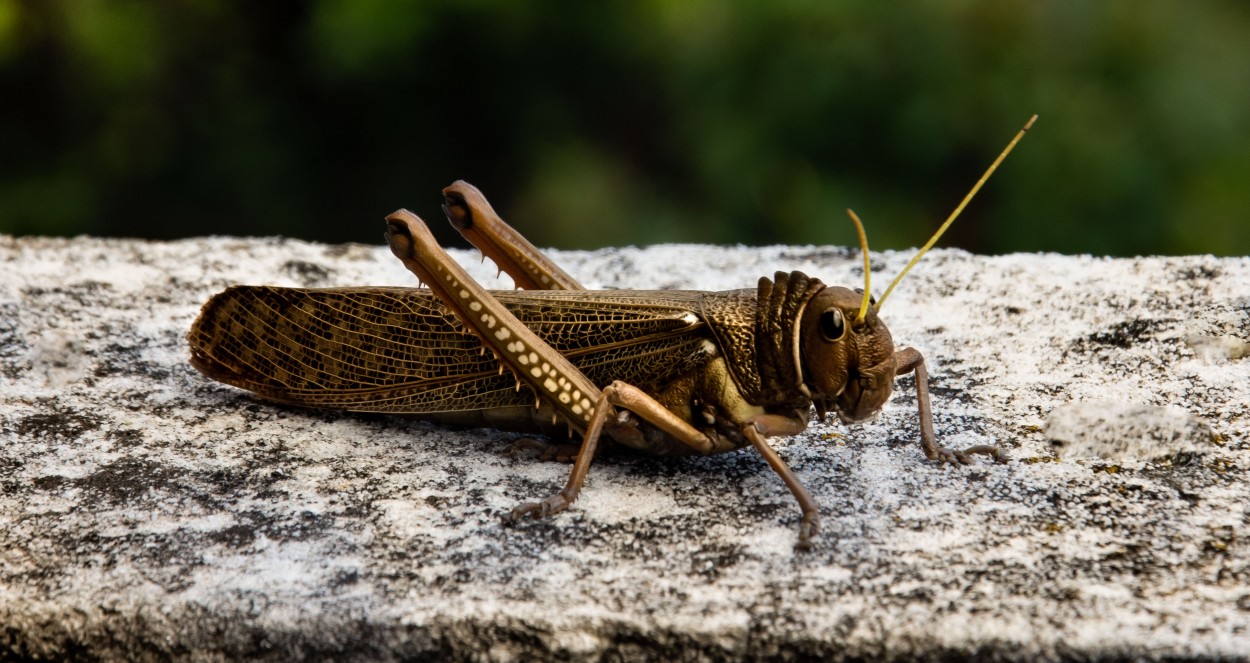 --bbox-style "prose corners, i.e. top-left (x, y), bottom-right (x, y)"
top-left (2, 1), bottom-right (1248, 255)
